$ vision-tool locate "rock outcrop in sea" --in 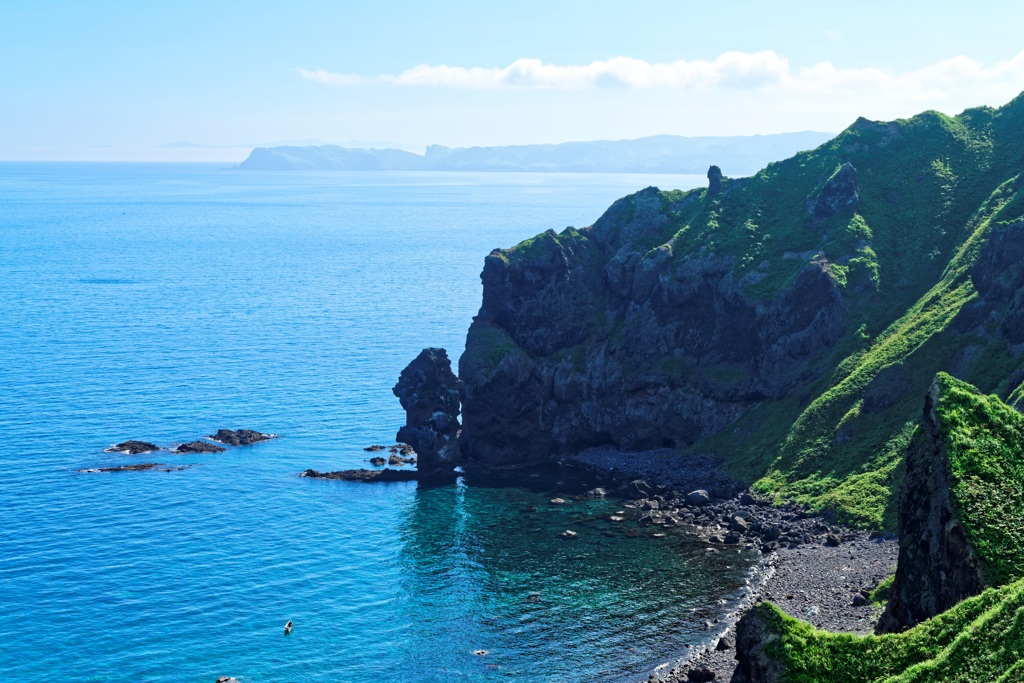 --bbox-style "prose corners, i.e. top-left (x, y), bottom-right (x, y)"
top-left (207, 429), bottom-right (276, 446)
top-left (392, 348), bottom-right (462, 481)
